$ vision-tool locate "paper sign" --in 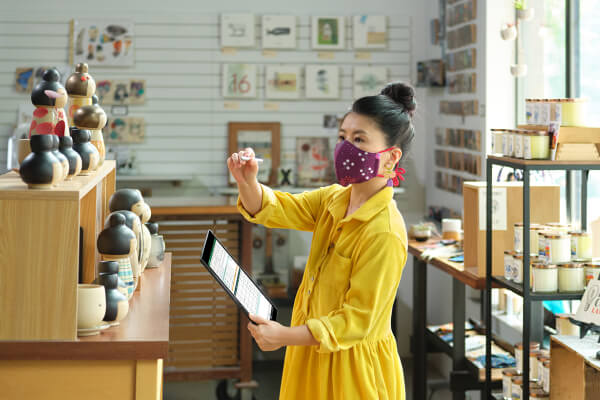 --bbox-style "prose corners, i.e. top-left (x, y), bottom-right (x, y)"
top-left (224, 101), bottom-right (240, 110)
top-left (355, 52), bottom-right (372, 60)
top-left (575, 280), bottom-right (600, 324)
top-left (221, 47), bottom-right (237, 55)
top-left (318, 52), bottom-right (335, 60)
top-left (478, 187), bottom-right (507, 231)
top-left (264, 102), bottom-right (280, 111)
top-left (262, 50), bottom-right (277, 57)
